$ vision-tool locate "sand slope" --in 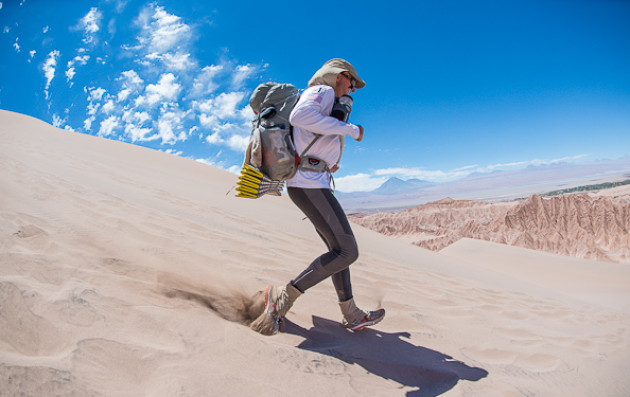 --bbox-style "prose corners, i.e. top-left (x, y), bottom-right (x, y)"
top-left (1, 109), bottom-right (629, 396)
